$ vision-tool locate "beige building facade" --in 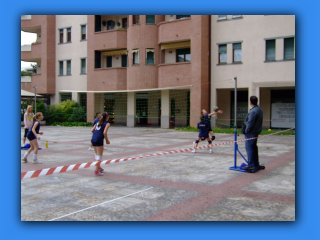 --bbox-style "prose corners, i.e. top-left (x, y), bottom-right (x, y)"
top-left (211, 15), bottom-right (295, 129)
